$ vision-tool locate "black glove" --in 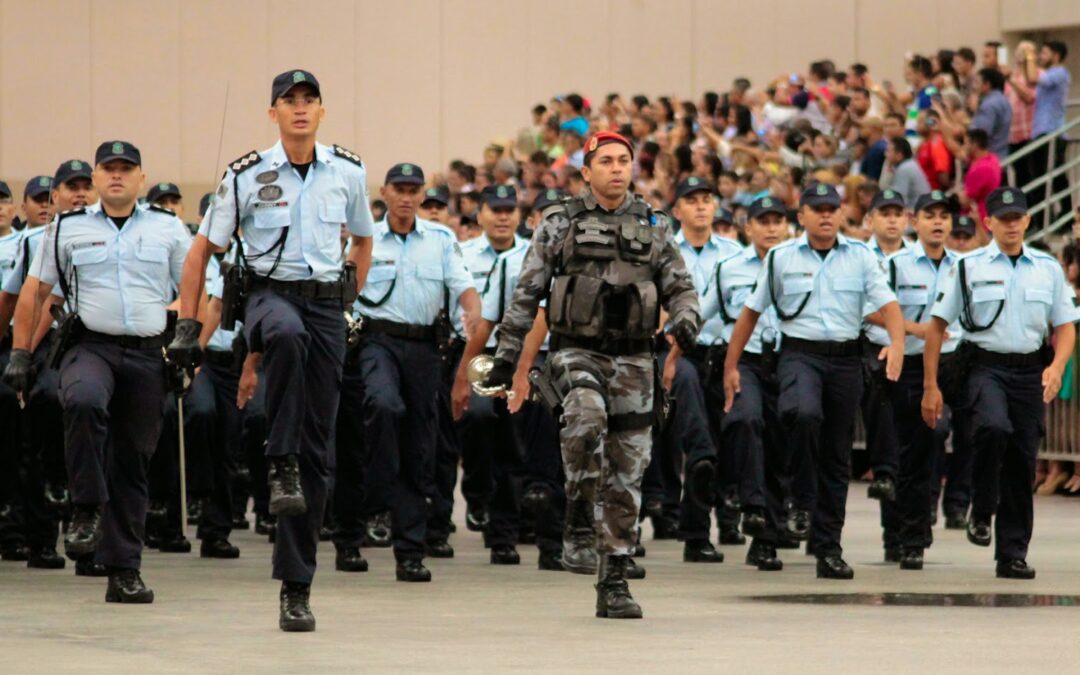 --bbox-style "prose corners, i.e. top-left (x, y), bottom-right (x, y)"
top-left (166, 319), bottom-right (204, 369)
top-left (483, 359), bottom-right (515, 390)
top-left (672, 319), bottom-right (699, 353)
top-left (2, 348), bottom-right (37, 396)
